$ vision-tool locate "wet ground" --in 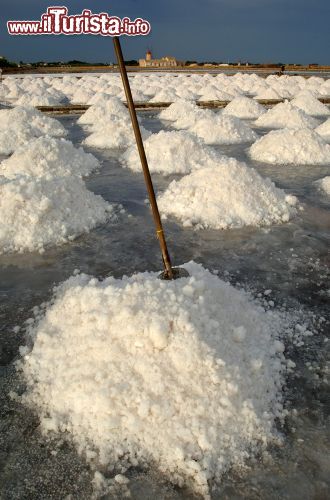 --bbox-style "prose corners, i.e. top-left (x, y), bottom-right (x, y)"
top-left (0, 111), bottom-right (329, 499)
